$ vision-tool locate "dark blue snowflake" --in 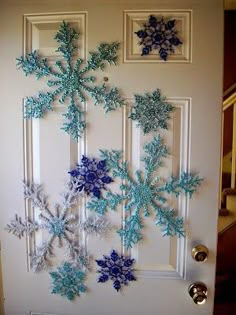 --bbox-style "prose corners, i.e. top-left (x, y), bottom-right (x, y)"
top-left (69, 155), bottom-right (113, 198)
top-left (135, 15), bottom-right (182, 61)
top-left (96, 250), bottom-right (136, 292)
